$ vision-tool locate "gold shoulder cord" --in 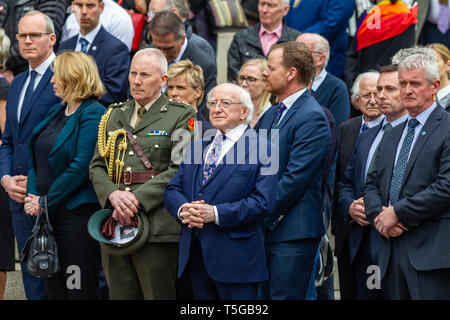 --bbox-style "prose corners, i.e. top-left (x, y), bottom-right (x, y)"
top-left (97, 107), bottom-right (128, 187)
